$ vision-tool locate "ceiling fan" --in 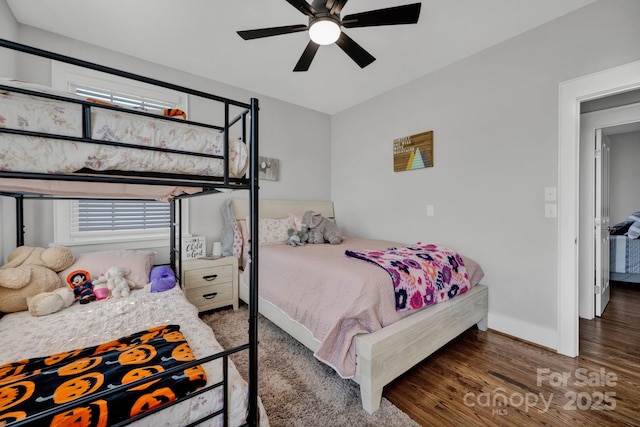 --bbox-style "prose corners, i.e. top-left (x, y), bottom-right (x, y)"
top-left (237, 0), bottom-right (422, 72)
